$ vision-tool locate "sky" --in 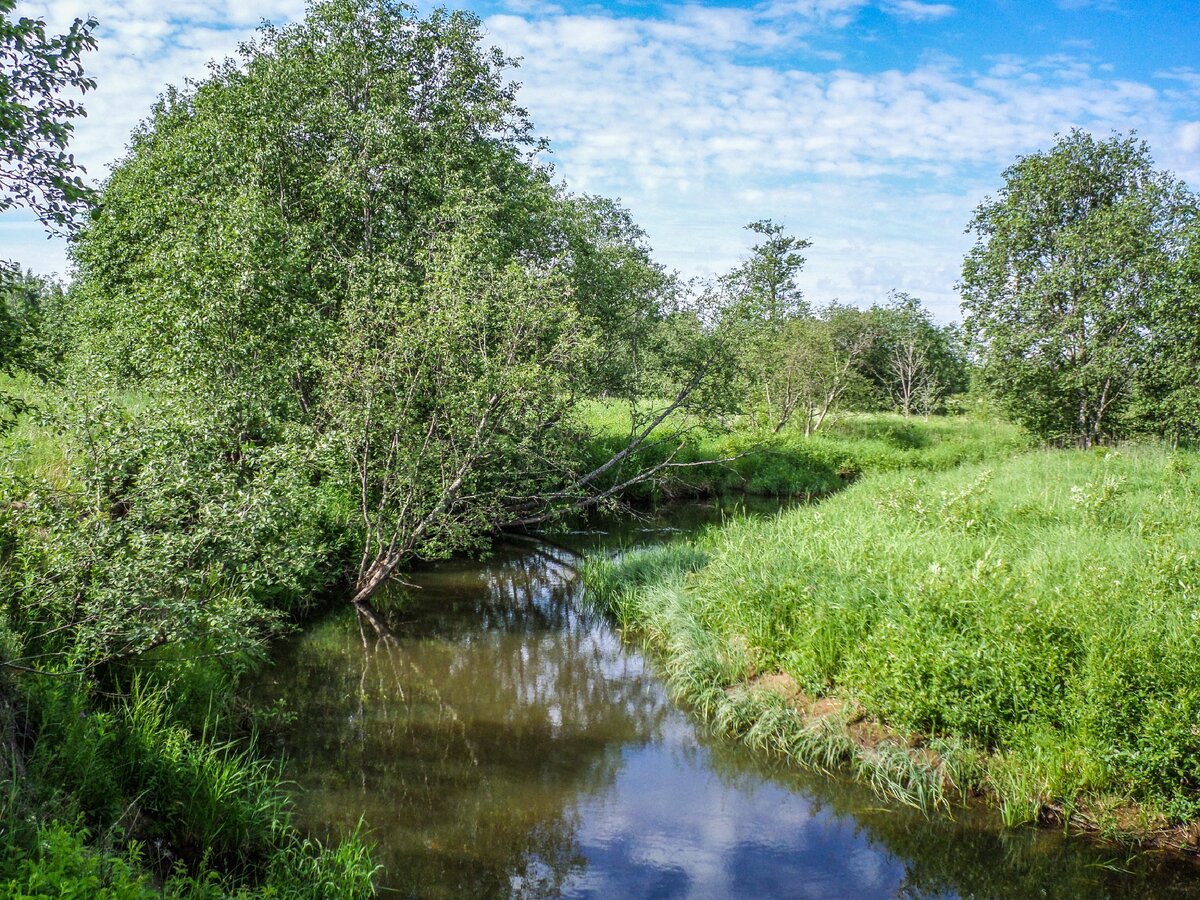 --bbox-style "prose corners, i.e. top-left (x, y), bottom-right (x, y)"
top-left (3, 0), bottom-right (1199, 322)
